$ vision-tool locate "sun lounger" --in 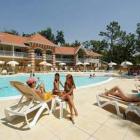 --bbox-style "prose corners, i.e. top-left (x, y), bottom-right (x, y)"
top-left (96, 92), bottom-right (140, 118)
top-left (70, 67), bottom-right (74, 72)
top-left (55, 67), bottom-right (58, 72)
top-left (4, 81), bottom-right (55, 129)
top-left (1, 69), bottom-right (7, 75)
top-left (135, 84), bottom-right (140, 93)
top-left (51, 67), bottom-right (54, 72)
